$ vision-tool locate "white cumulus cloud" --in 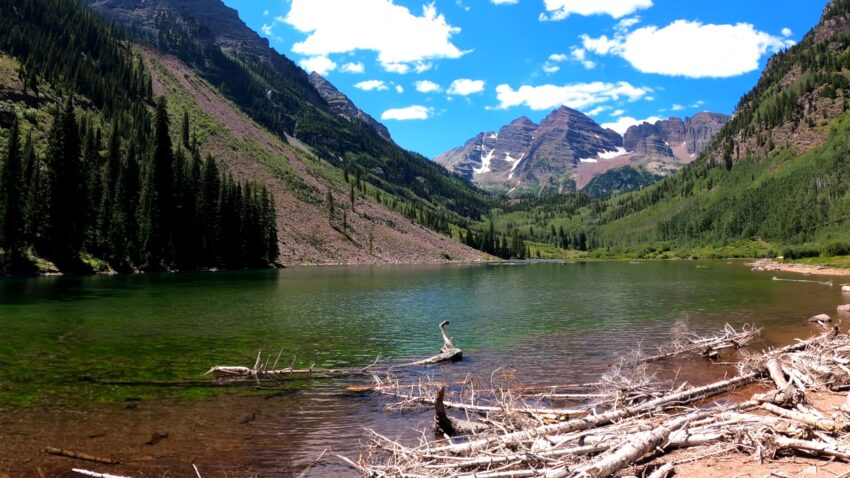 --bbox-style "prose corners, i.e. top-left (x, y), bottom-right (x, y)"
top-left (493, 81), bottom-right (651, 111)
top-left (491, 0), bottom-right (518, 4)
top-left (415, 80), bottom-right (442, 93)
top-left (286, 0), bottom-right (466, 73)
top-left (396, 84), bottom-right (405, 93)
top-left (581, 20), bottom-right (795, 78)
top-left (602, 116), bottom-right (662, 135)
top-left (354, 80), bottom-right (389, 91)
top-left (381, 105), bottom-right (432, 120)
top-left (340, 62), bottom-right (365, 74)
top-left (447, 78), bottom-right (485, 96)
top-left (541, 0), bottom-right (652, 21)
top-left (781, 27), bottom-right (793, 38)
top-left (299, 56), bottom-right (337, 75)
top-left (671, 104), bottom-right (685, 111)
